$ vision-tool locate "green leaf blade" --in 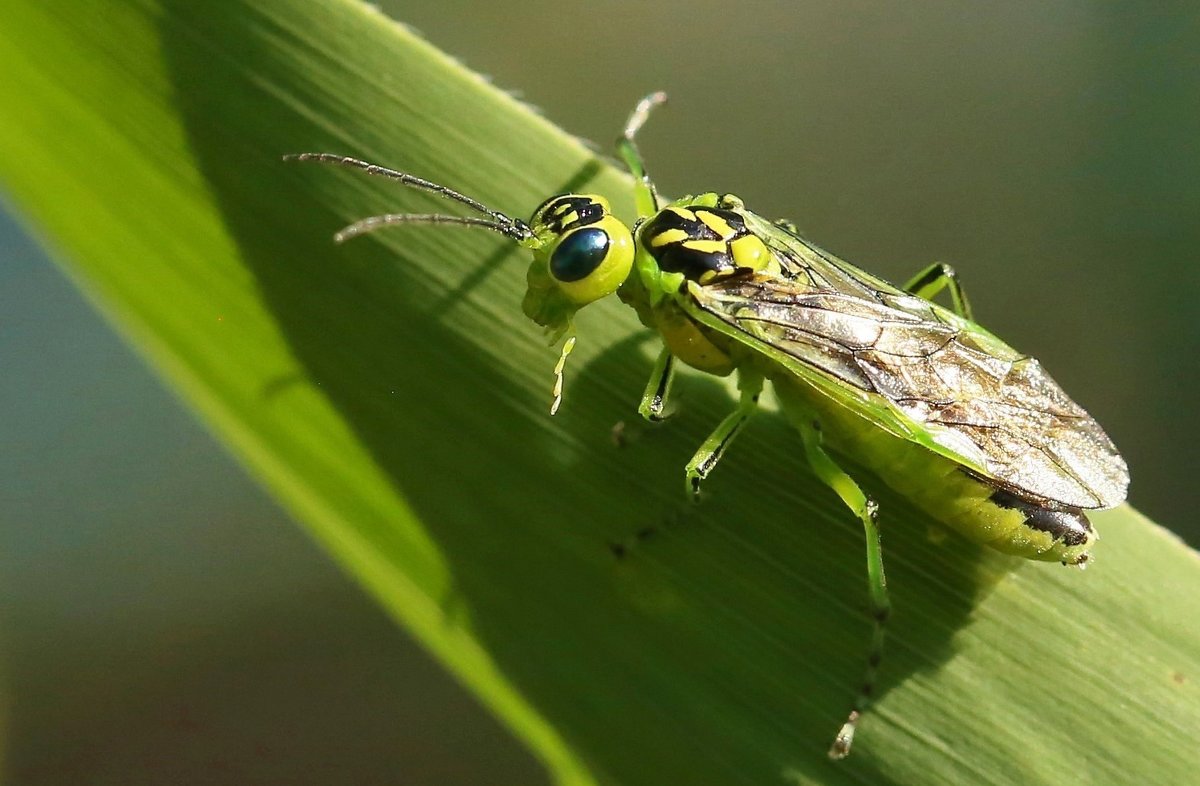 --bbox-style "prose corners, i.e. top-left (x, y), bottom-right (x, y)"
top-left (1, 2), bottom-right (1197, 784)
